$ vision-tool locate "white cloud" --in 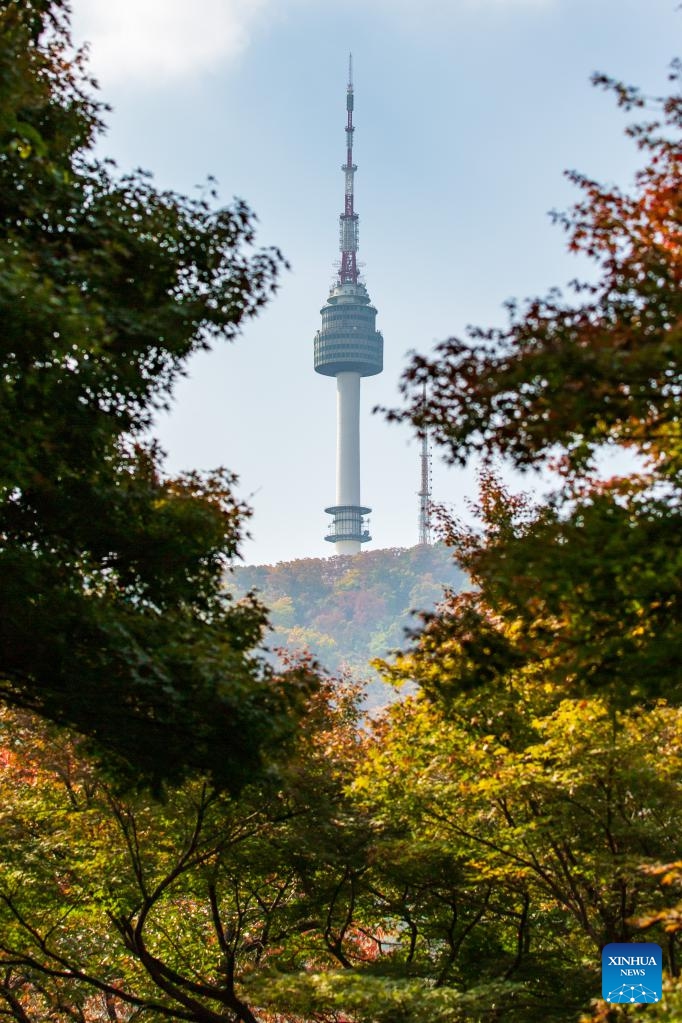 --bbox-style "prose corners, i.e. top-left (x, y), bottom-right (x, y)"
top-left (70, 0), bottom-right (554, 88)
top-left (71, 0), bottom-right (271, 85)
